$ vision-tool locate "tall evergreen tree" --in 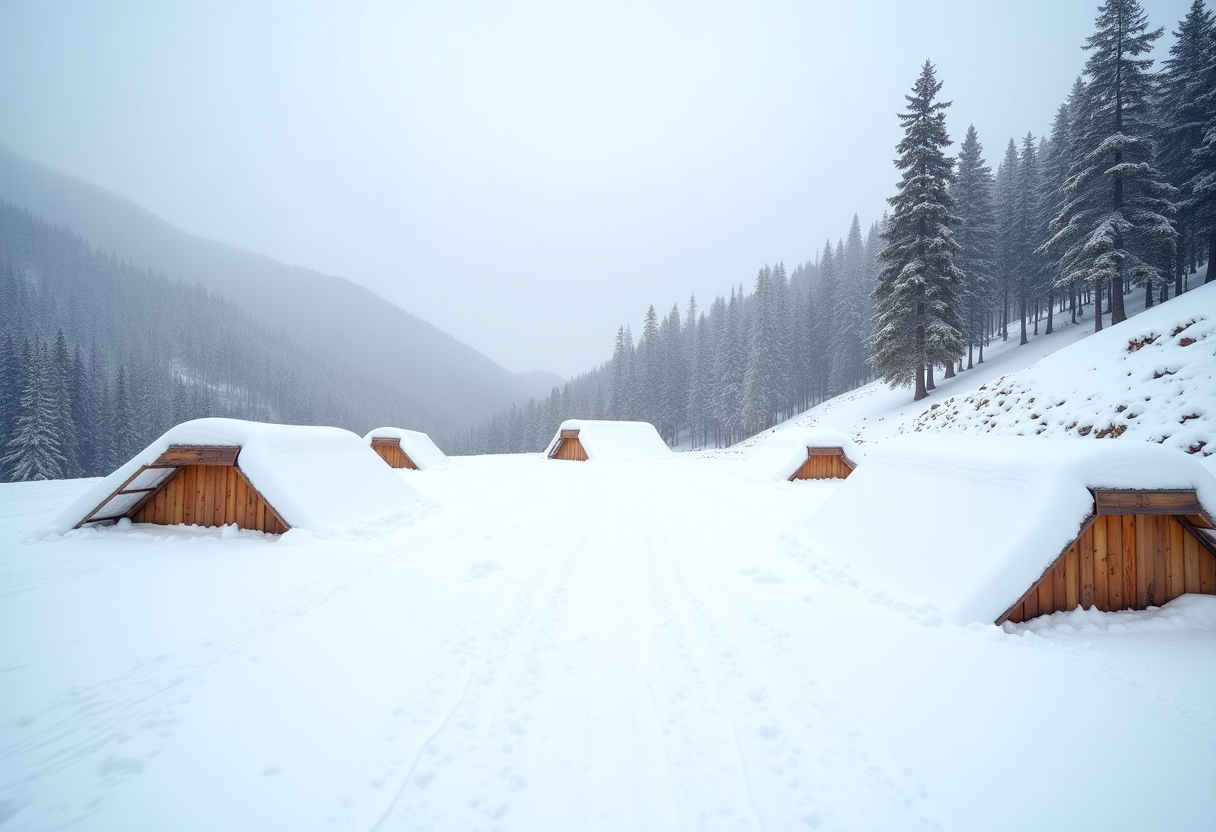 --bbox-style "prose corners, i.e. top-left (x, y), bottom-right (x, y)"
top-left (1044, 0), bottom-right (1177, 329)
top-left (1156, 0), bottom-right (1215, 291)
top-left (953, 125), bottom-right (997, 368)
top-left (2, 339), bottom-right (67, 481)
top-left (872, 60), bottom-right (964, 401)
